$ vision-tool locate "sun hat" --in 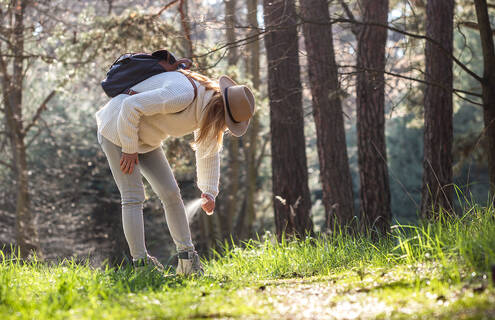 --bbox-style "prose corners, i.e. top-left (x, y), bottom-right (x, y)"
top-left (219, 75), bottom-right (256, 137)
